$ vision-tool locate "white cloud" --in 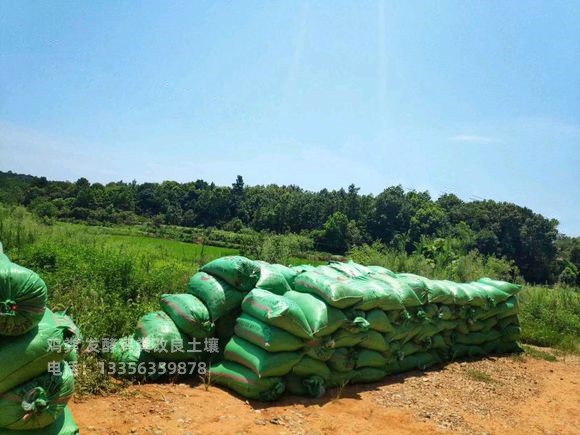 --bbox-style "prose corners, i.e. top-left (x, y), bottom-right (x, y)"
top-left (449, 134), bottom-right (501, 144)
